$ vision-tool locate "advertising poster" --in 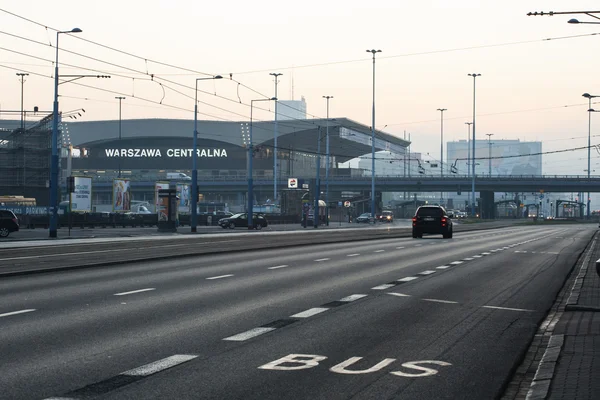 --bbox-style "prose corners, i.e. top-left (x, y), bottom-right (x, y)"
top-left (70, 176), bottom-right (92, 212)
top-left (155, 182), bottom-right (170, 211)
top-left (113, 179), bottom-right (131, 212)
top-left (157, 194), bottom-right (169, 222)
top-left (176, 183), bottom-right (190, 214)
